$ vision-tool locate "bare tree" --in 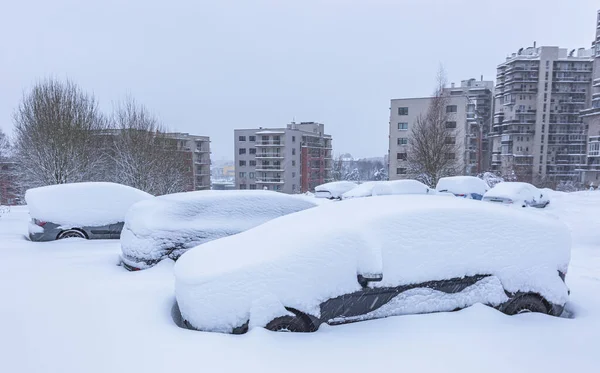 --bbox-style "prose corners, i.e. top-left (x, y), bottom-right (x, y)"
top-left (407, 67), bottom-right (461, 187)
top-left (12, 79), bottom-right (107, 188)
top-left (0, 128), bottom-right (9, 161)
top-left (108, 98), bottom-right (189, 195)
